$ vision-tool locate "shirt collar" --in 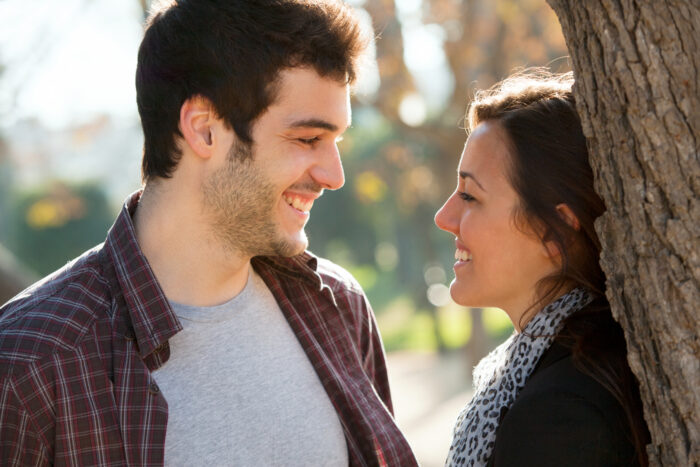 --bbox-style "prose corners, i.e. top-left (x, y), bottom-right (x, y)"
top-left (105, 190), bottom-right (182, 358)
top-left (252, 250), bottom-right (325, 291)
